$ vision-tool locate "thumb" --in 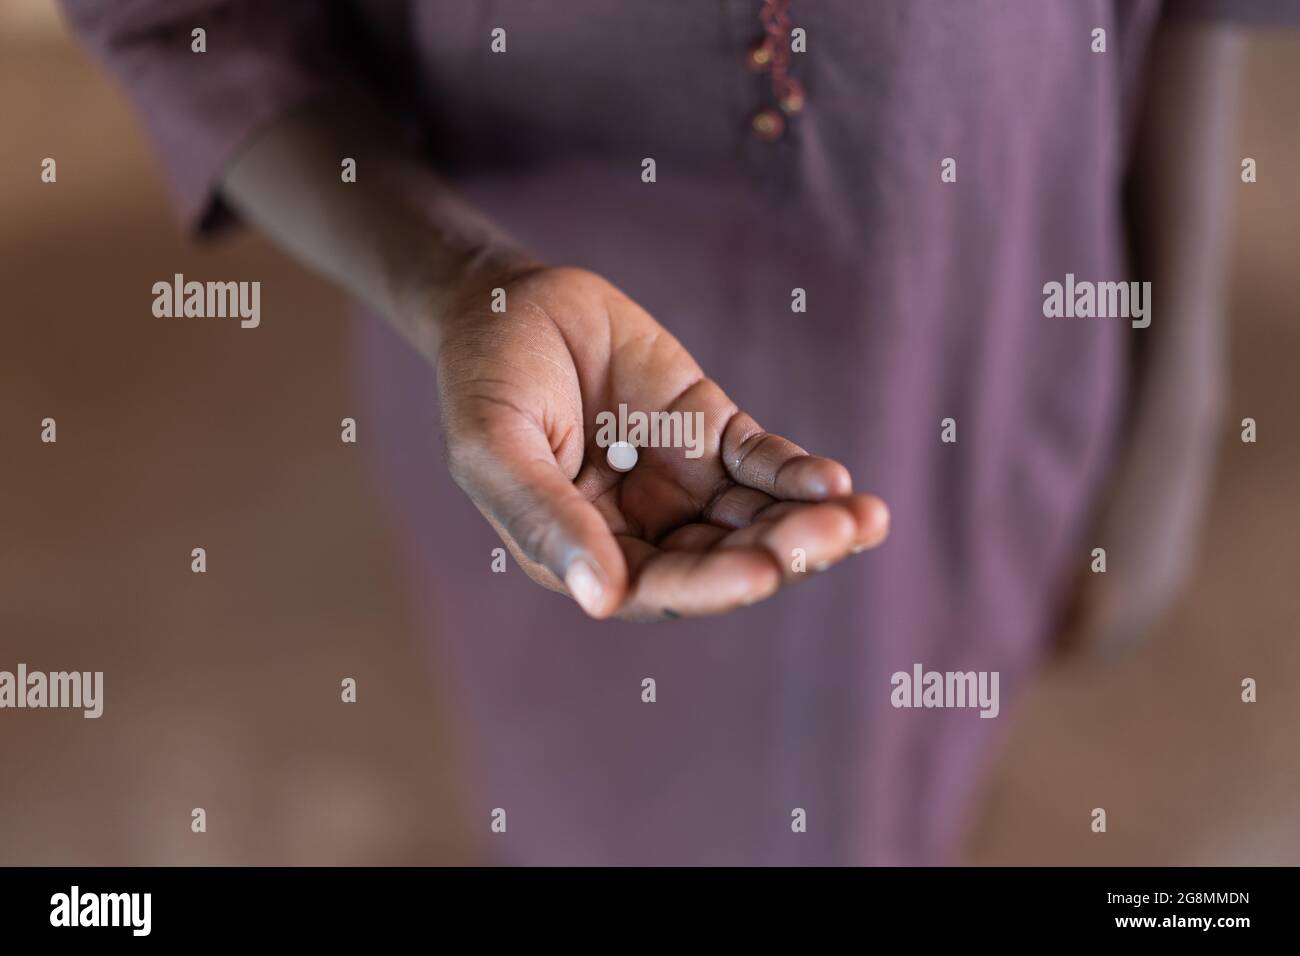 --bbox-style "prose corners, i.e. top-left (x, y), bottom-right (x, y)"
top-left (447, 420), bottom-right (626, 618)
